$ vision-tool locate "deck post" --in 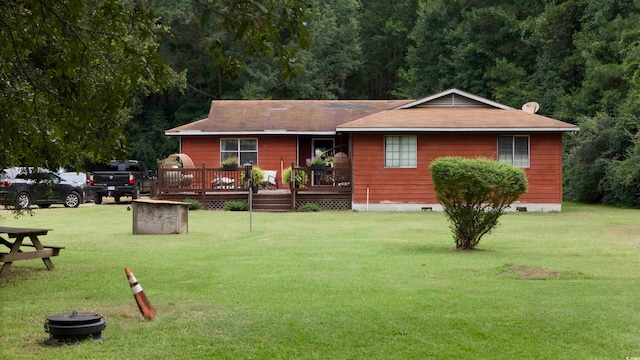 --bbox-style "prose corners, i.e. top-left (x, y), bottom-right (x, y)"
top-left (290, 161), bottom-right (296, 211)
top-left (202, 161), bottom-right (206, 208)
top-left (244, 163), bottom-right (253, 231)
